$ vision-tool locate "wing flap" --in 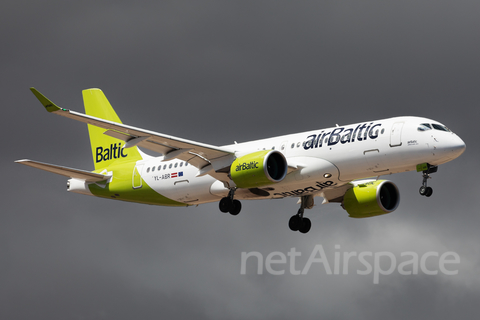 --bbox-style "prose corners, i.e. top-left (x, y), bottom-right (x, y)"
top-left (16, 159), bottom-right (110, 182)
